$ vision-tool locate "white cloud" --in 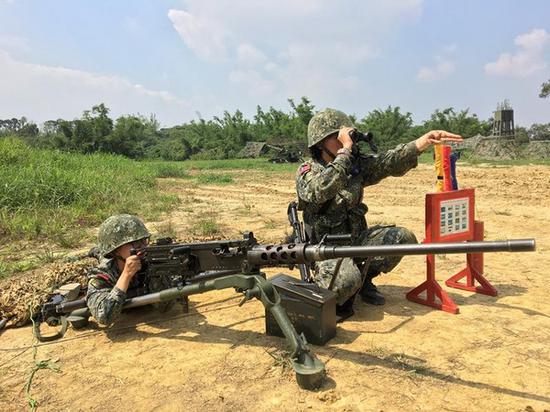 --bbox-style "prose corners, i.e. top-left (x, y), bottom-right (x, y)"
top-left (229, 69), bottom-right (275, 97)
top-left (485, 28), bottom-right (550, 77)
top-left (167, 1), bottom-right (423, 100)
top-left (167, 8), bottom-right (230, 60)
top-left (0, 50), bottom-right (190, 125)
top-left (416, 44), bottom-right (457, 82)
top-left (417, 60), bottom-right (455, 82)
top-left (236, 44), bottom-right (267, 66)
top-left (0, 35), bottom-right (29, 52)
